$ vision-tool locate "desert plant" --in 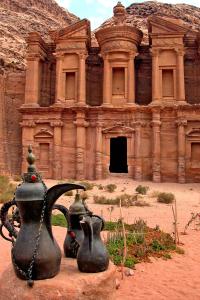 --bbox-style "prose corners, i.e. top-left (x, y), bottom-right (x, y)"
top-left (134, 200), bottom-right (150, 207)
top-left (65, 190), bottom-right (73, 196)
top-left (149, 190), bottom-right (160, 198)
top-left (12, 175), bottom-right (21, 182)
top-left (135, 185), bottom-right (149, 195)
top-left (105, 184), bottom-right (117, 193)
top-left (78, 181), bottom-right (94, 190)
top-left (0, 175), bottom-right (16, 204)
top-left (157, 192), bottom-right (175, 204)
